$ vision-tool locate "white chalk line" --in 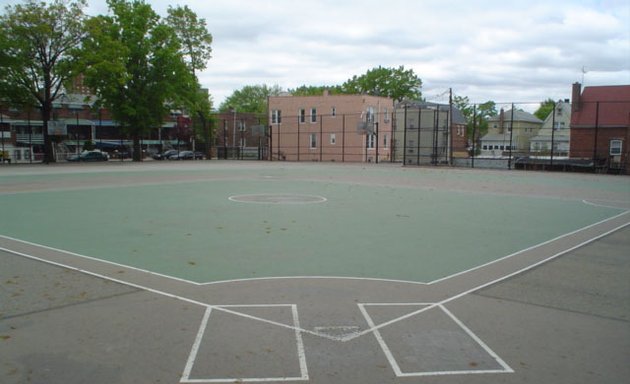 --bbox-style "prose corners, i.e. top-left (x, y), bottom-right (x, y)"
top-left (228, 193), bottom-right (327, 204)
top-left (342, 218), bottom-right (630, 342)
top-left (181, 306), bottom-right (213, 382)
top-left (2, 213), bottom-right (629, 381)
top-left (427, 209), bottom-right (630, 285)
top-left (2, 204), bottom-right (627, 289)
top-left (357, 303), bottom-right (513, 377)
top-left (3, 215), bottom-right (629, 346)
top-left (582, 198), bottom-right (630, 210)
top-left (0, 234), bottom-right (205, 286)
top-left (2, 211), bottom-right (629, 345)
top-left (180, 304), bottom-right (309, 383)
